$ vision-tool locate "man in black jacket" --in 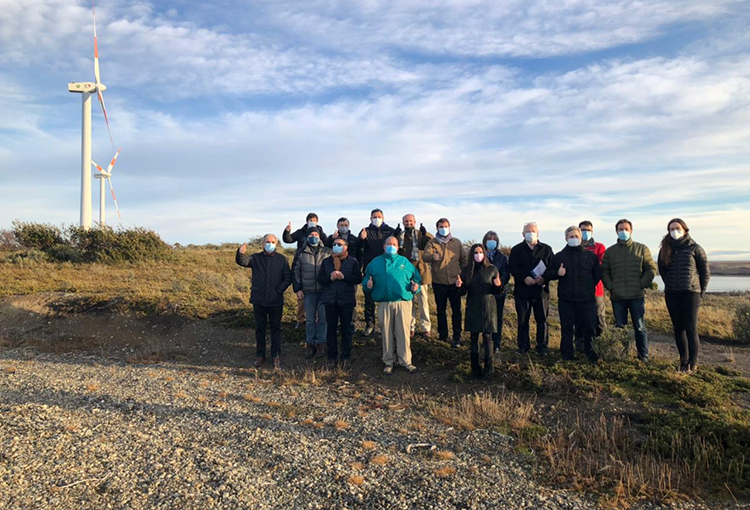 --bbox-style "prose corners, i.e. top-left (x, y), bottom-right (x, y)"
top-left (508, 222), bottom-right (554, 355)
top-left (236, 234), bottom-right (293, 369)
top-left (325, 217), bottom-right (360, 263)
top-left (543, 226), bottom-right (601, 362)
top-left (357, 209), bottom-right (401, 335)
